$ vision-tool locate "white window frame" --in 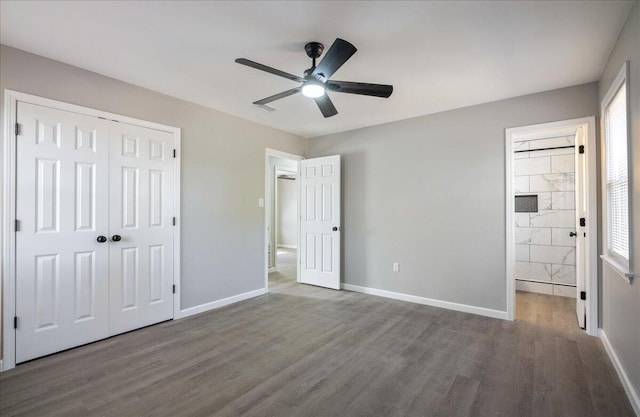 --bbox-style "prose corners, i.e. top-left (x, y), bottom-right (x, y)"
top-left (600, 61), bottom-right (634, 283)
